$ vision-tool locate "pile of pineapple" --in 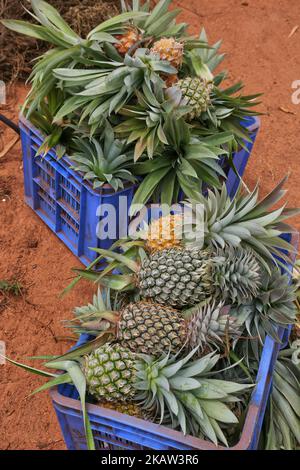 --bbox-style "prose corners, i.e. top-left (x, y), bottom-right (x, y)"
top-left (8, 176), bottom-right (299, 449)
top-left (3, 0), bottom-right (260, 205)
top-left (3, 0), bottom-right (300, 450)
